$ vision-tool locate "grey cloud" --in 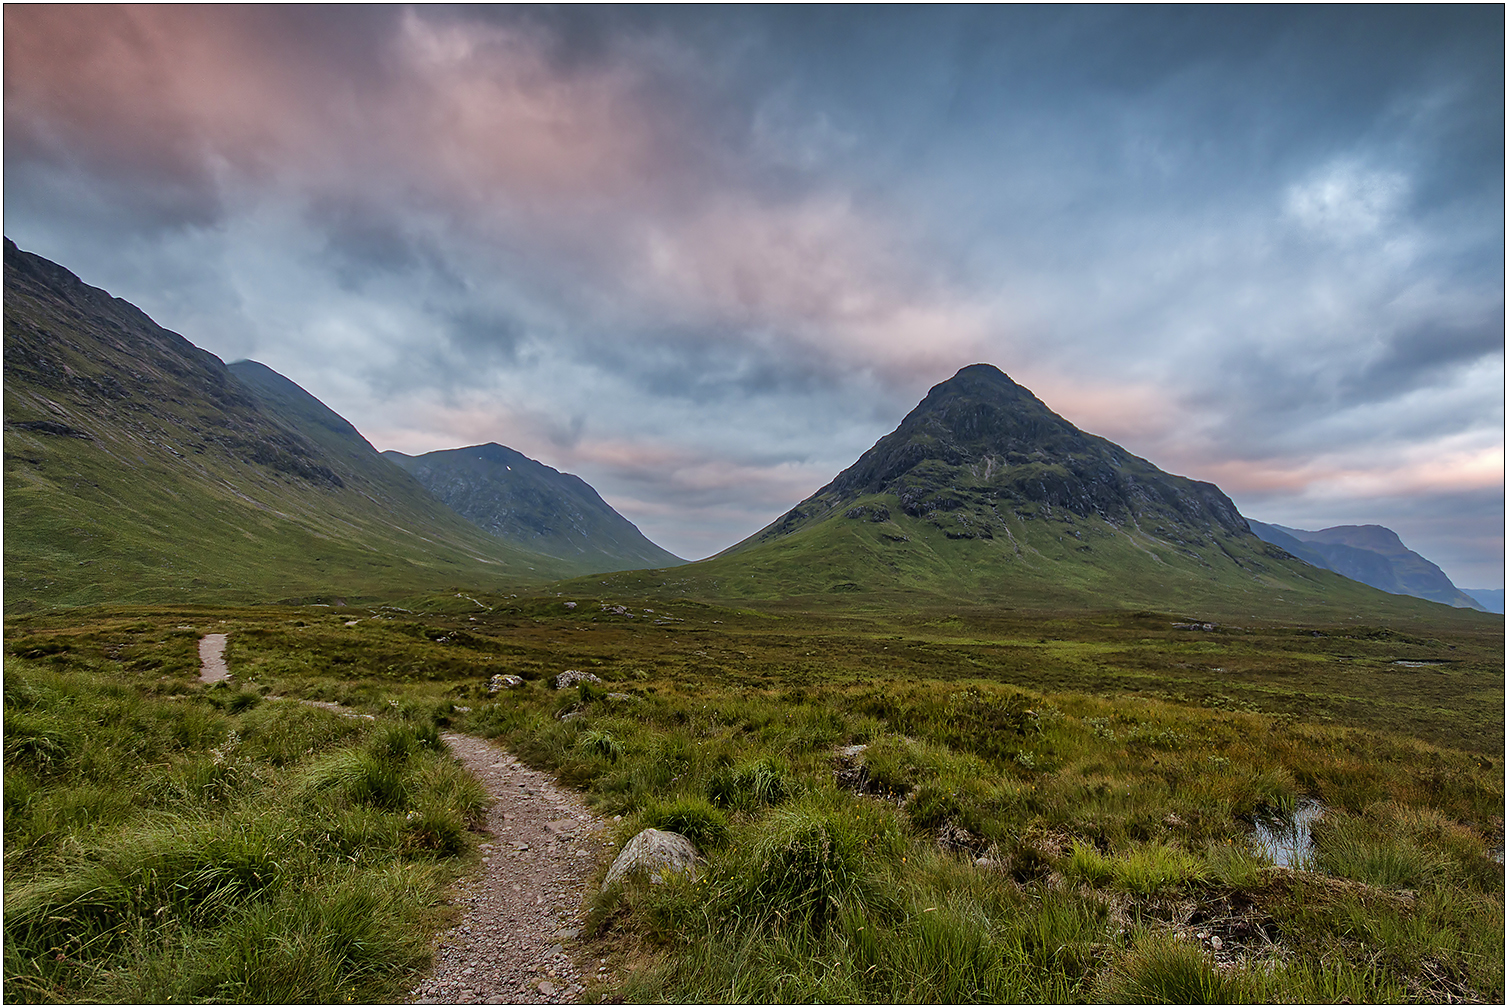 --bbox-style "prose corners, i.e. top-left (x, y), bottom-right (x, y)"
top-left (5, 6), bottom-right (1499, 581)
top-left (1341, 321), bottom-right (1505, 406)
